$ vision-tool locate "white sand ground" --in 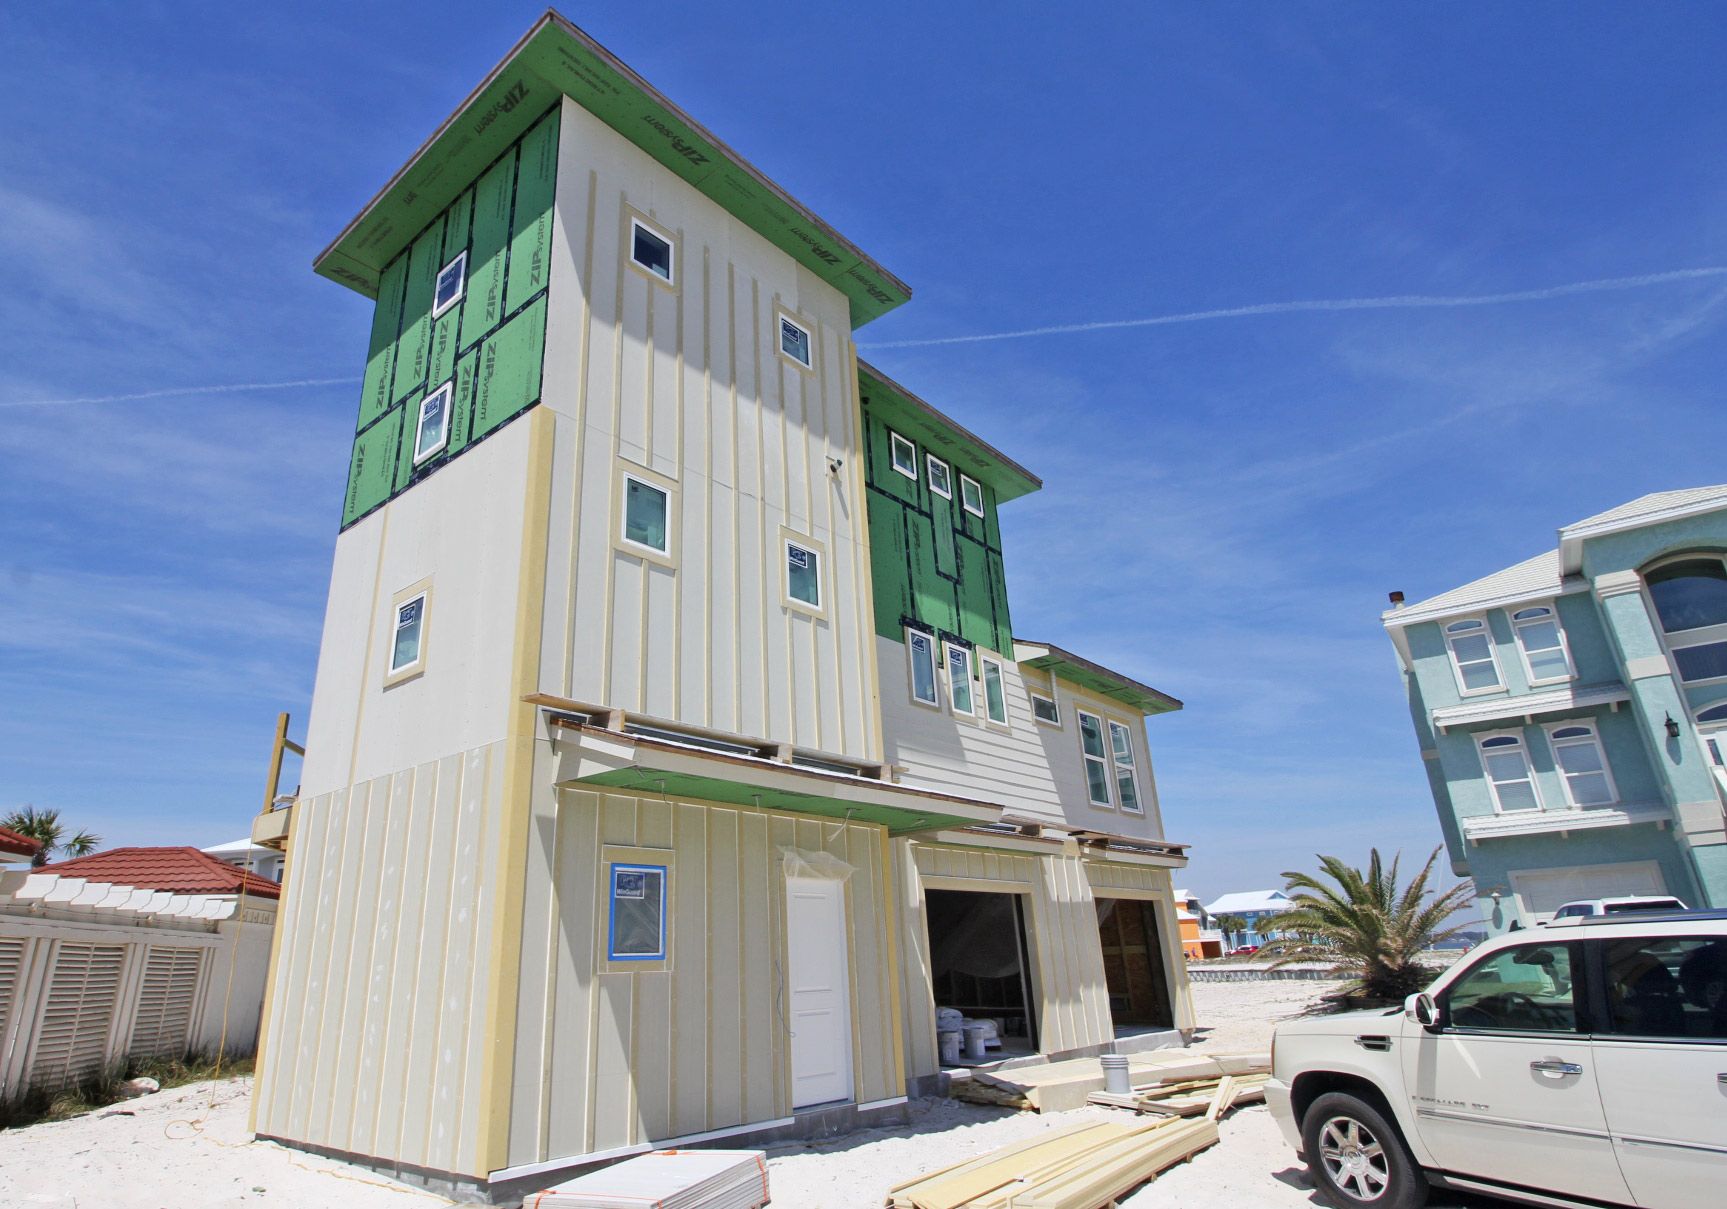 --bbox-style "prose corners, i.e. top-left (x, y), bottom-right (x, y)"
top-left (0, 979), bottom-right (1493, 1209)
